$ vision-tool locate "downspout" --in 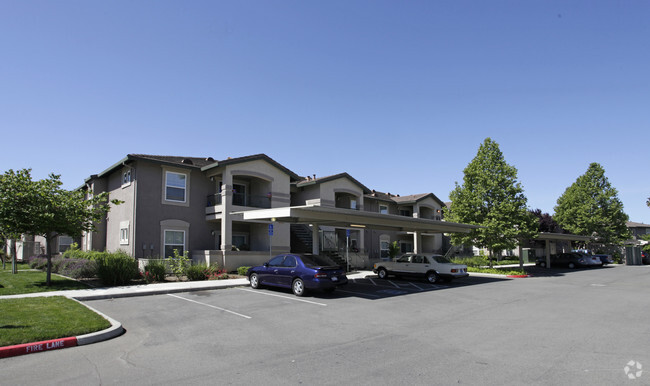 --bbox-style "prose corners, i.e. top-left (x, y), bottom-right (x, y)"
top-left (123, 161), bottom-right (137, 259)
